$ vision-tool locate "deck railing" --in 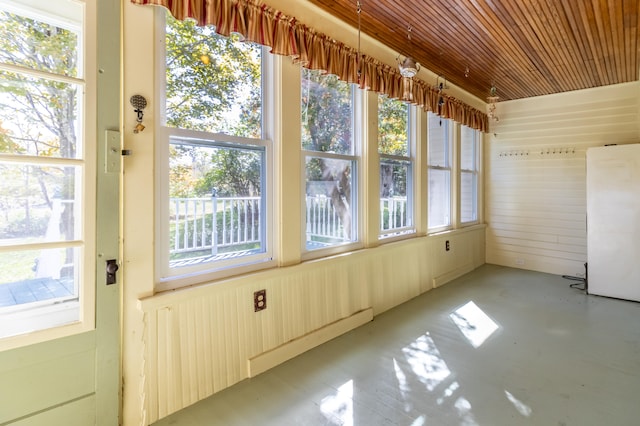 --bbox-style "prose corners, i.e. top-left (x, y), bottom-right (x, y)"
top-left (170, 195), bottom-right (409, 255)
top-left (305, 195), bottom-right (346, 241)
top-left (380, 196), bottom-right (409, 232)
top-left (170, 196), bottom-right (261, 255)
